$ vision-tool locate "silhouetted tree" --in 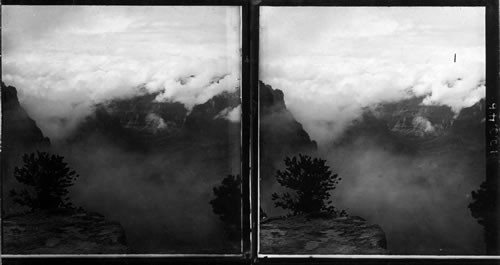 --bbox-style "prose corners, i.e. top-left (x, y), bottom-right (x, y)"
top-left (9, 151), bottom-right (79, 210)
top-left (469, 180), bottom-right (499, 254)
top-left (272, 154), bottom-right (345, 216)
top-left (469, 181), bottom-right (496, 226)
top-left (210, 174), bottom-right (241, 241)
